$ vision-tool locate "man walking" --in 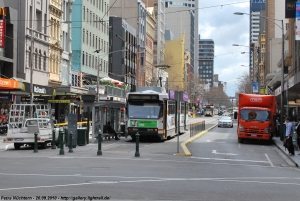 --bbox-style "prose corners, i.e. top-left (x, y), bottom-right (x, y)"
top-left (296, 118), bottom-right (300, 155)
top-left (285, 117), bottom-right (295, 155)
